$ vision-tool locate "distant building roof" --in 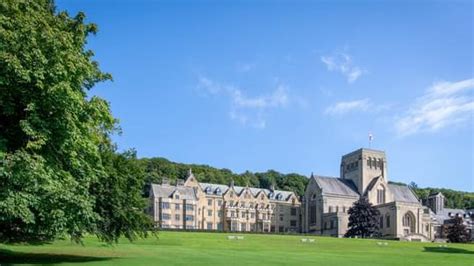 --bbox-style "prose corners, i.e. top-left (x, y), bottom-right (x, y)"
top-left (313, 175), bottom-right (359, 197)
top-left (152, 180), bottom-right (296, 202)
top-left (151, 184), bottom-right (197, 200)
